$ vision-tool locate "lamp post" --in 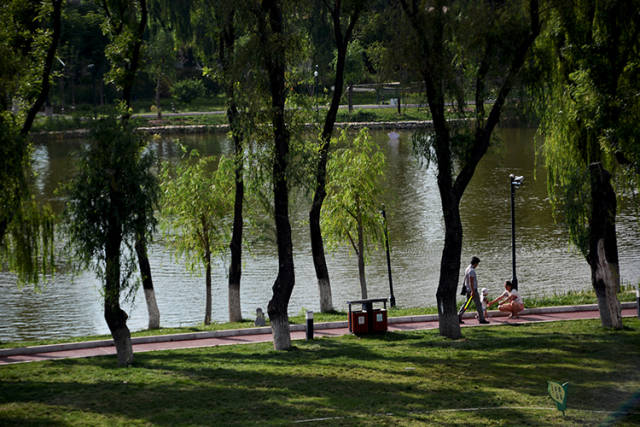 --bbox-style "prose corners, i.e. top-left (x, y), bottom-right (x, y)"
top-left (381, 205), bottom-right (396, 307)
top-left (313, 65), bottom-right (319, 117)
top-left (510, 174), bottom-right (524, 290)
